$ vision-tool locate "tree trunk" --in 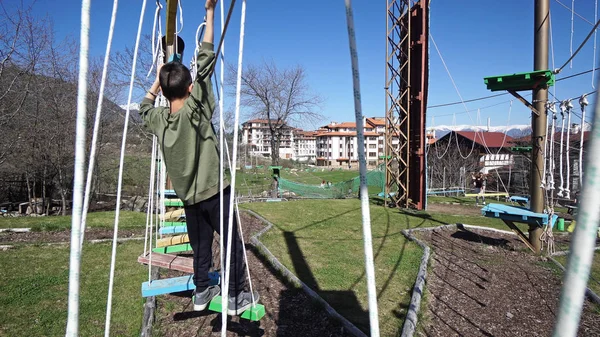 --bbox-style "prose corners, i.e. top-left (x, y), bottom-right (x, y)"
top-left (58, 166), bottom-right (67, 216)
top-left (25, 174), bottom-right (32, 214)
top-left (270, 136), bottom-right (279, 166)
